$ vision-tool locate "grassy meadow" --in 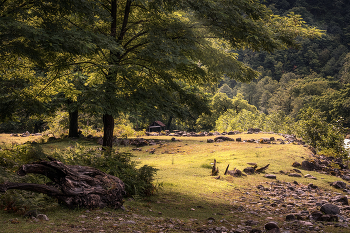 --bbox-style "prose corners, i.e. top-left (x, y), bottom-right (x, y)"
top-left (0, 133), bottom-right (349, 232)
